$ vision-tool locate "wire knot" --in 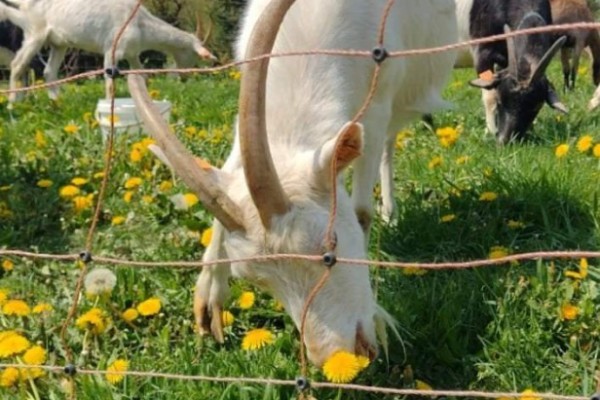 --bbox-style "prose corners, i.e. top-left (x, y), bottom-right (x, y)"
top-left (322, 252), bottom-right (337, 268)
top-left (295, 376), bottom-right (310, 392)
top-left (63, 364), bottom-right (77, 376)
top-left (105, 66), bottom-right (121, 79)
top-left (79, 251), bottom-right (93, 264)
top-left (372, 46), bottom-right (389, 64)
